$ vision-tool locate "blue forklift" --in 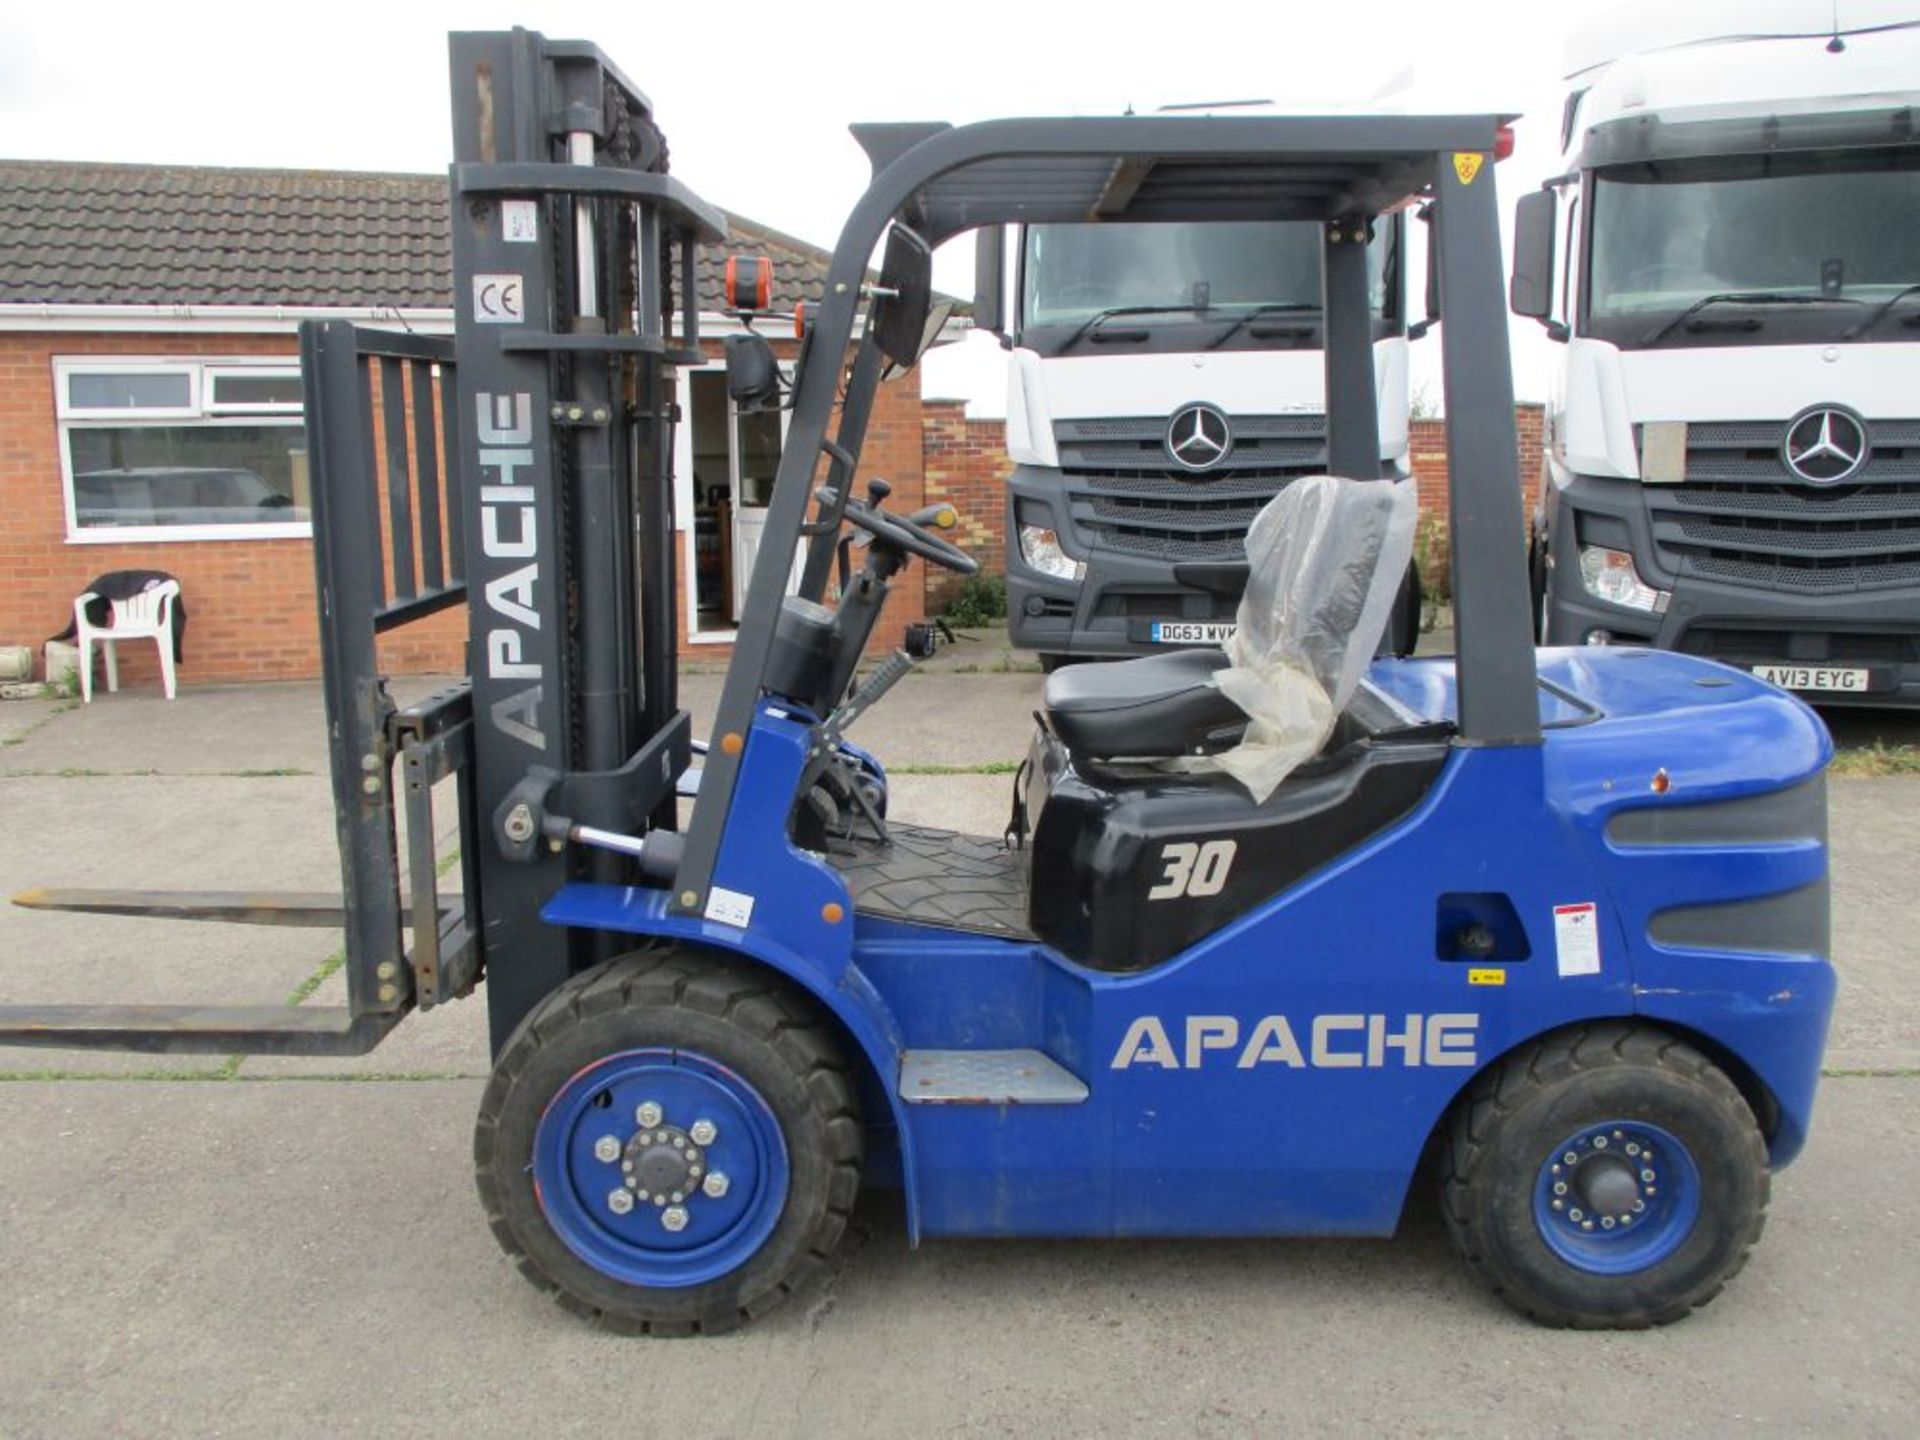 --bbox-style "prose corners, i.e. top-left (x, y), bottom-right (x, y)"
top-left (2, 30), bottom-right (1834, 1334)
